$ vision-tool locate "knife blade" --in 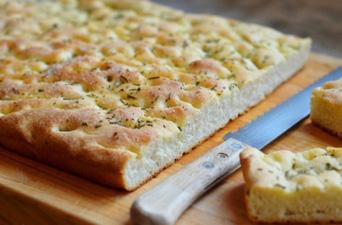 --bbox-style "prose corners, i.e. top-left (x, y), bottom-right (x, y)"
top-left (131, 67), bottom-right (342, 225)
